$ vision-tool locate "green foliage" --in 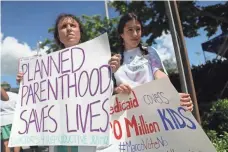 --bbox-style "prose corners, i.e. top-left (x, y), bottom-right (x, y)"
top-left (206, 130), bottom-right (228, 151)
top-left (80, 15), bottom-right (121, 54)
top-left (201, 99), bottom-right (228, 151)
top-left (41, 2), bottom-right (228, 53)
top-left (202, 99), bottom-right (228, 135)
top-left (111, 1), bottom-right (228, 45)
top-left (40, 2), bottom-right (228, 73)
